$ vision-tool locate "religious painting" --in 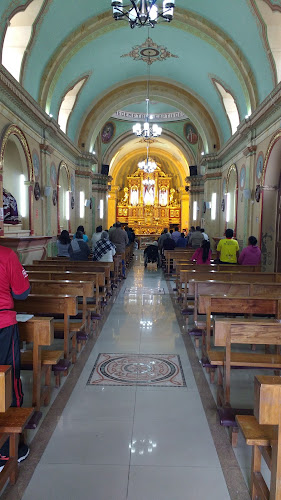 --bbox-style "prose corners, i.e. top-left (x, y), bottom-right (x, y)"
top-left (184, 123), bottom-right (198, 145)
top-left (240, 165), bottom-right (246, 191)
top-left (52, 189), bottom-right (57, 206)
top-left (256, 153), bottom-right (264, 182)
top-left (32, 150), bottom-right (40, 180)
top-left (50, 163), bottom-right (57, 189)
top-left (101, 122), bottom-right (115, 144)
